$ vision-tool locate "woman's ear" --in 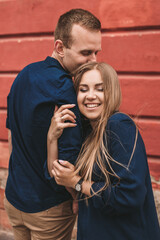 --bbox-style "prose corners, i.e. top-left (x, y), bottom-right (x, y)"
top-left (54, 40), bottom-right (64, 57)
